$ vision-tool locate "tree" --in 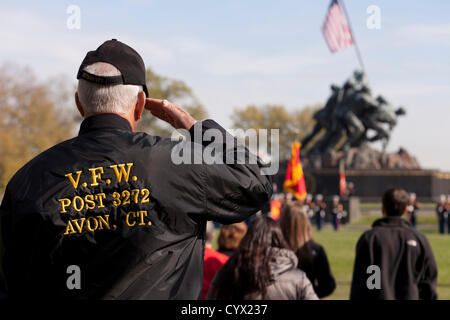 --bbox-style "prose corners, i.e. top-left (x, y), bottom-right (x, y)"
top-left (231, 104), bottom-right (320, 161)
top-left (139, 68), bottom-right (208, 136)
top-left (0, 64), bottom-right (75, 192)
top-left (0, 64), bottom-right (207, 193)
